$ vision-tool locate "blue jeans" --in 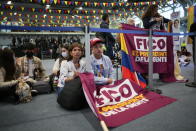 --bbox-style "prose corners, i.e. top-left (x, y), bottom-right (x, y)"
top-left (55, 87), bottom-right (63, 96)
